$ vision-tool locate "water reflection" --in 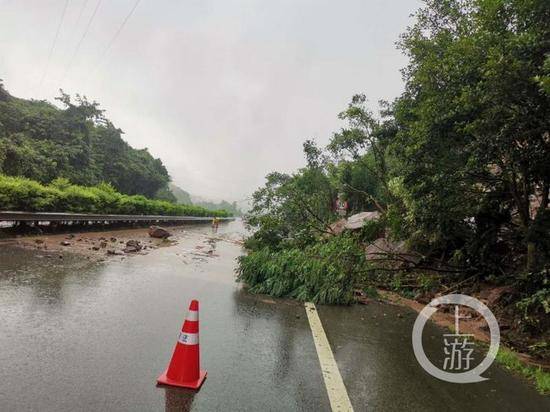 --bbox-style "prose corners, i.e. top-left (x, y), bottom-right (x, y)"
top-left (163, 387), bottom-right (196, 412)
top-left (0, 247), bottom-right (102, 310)
top-left (230, 288), bottom-right (310, 402)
